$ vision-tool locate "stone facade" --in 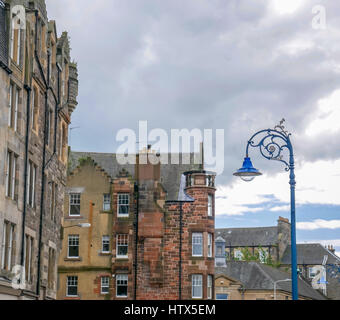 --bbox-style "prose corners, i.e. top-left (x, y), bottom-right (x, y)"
top-left (57, 151), bottom-right (216, 300)
top-left (0, 0), bottom-right (78, 300)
